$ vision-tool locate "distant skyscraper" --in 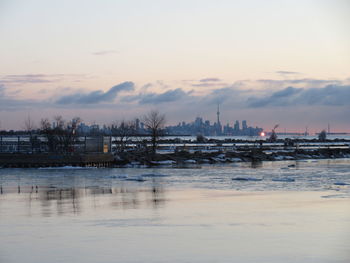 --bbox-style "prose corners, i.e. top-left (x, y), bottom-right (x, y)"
top-left (242, 120), bottom-right (247, 131)
top-left (216, 104), bottom-right (222, 135)
top-left (195, 117), bottom-right (203, 127)
top-left (165, 115), bottom-right (263, 136)
top-left (234, 120), bottom-right (240, 132)
top-left (217, 104), bottom-right (220, 125)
